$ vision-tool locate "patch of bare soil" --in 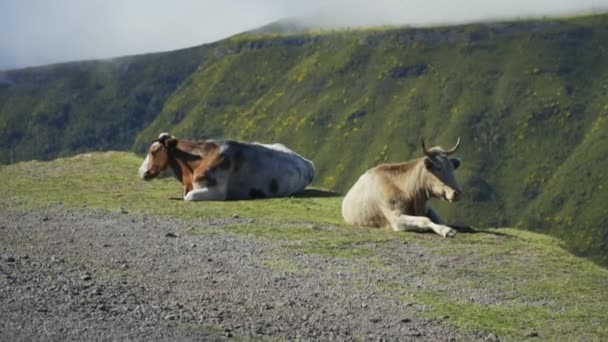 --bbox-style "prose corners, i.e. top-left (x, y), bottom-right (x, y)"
top-left (0, 205), bottom-right (489, 341)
